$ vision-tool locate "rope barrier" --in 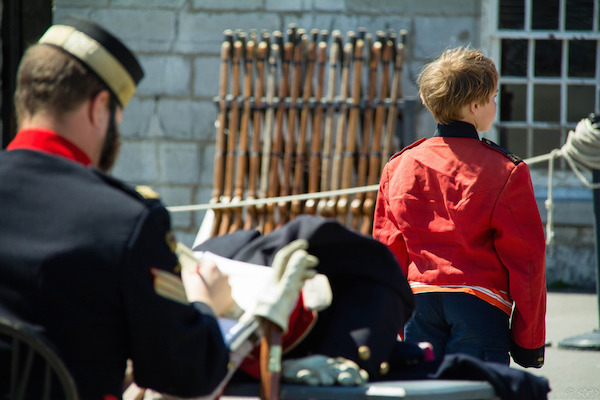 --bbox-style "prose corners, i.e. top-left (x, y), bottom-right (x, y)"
top-left (529, 117), bottom-right (600, 246)
top-left (167, 185), bottom-right (379, 212)
top-left (168, 116), bottom-right (600, 247)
